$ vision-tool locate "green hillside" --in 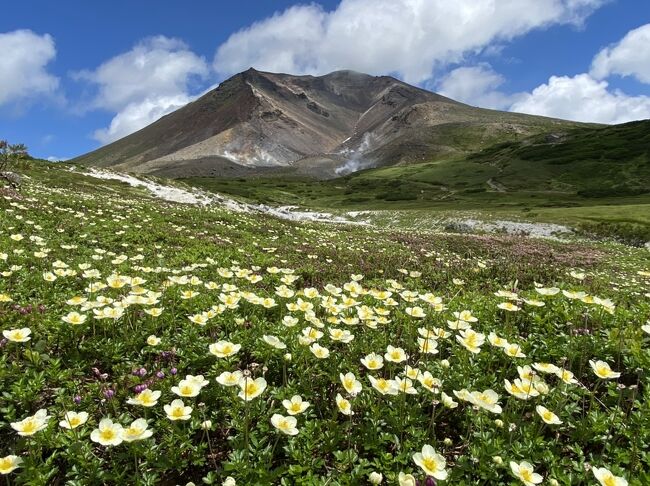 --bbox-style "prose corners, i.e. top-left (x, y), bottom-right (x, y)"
top-left (184, 120), bottom-right (650, 242)
top-left (1, 157), bottom-right (649, 485)
top-left (465, 120), bottom-right (650, 196)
